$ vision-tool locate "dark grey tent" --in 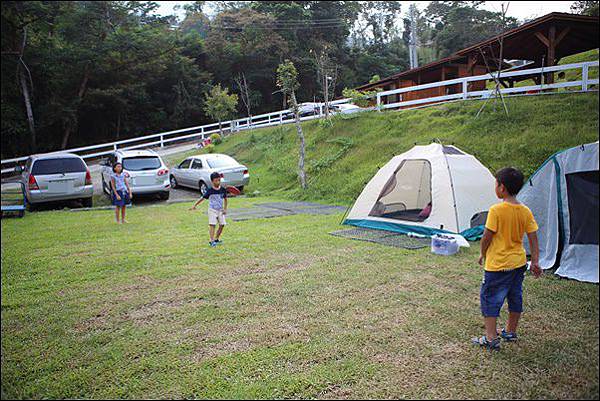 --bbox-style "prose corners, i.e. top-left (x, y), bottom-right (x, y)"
top-left (518, 141), bottom-right (599, 283)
